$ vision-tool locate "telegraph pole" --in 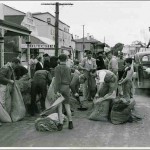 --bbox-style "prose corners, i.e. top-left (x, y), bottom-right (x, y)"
top-left (41, 2), bottom-right (73, 57)
top-left (82, 25), bottom-right (85, 53)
